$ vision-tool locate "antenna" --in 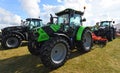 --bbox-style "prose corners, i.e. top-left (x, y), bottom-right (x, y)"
top-left (50, 14), bottom-right (53, 24)
top-left (84, 6), bottom-right (86, 10)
